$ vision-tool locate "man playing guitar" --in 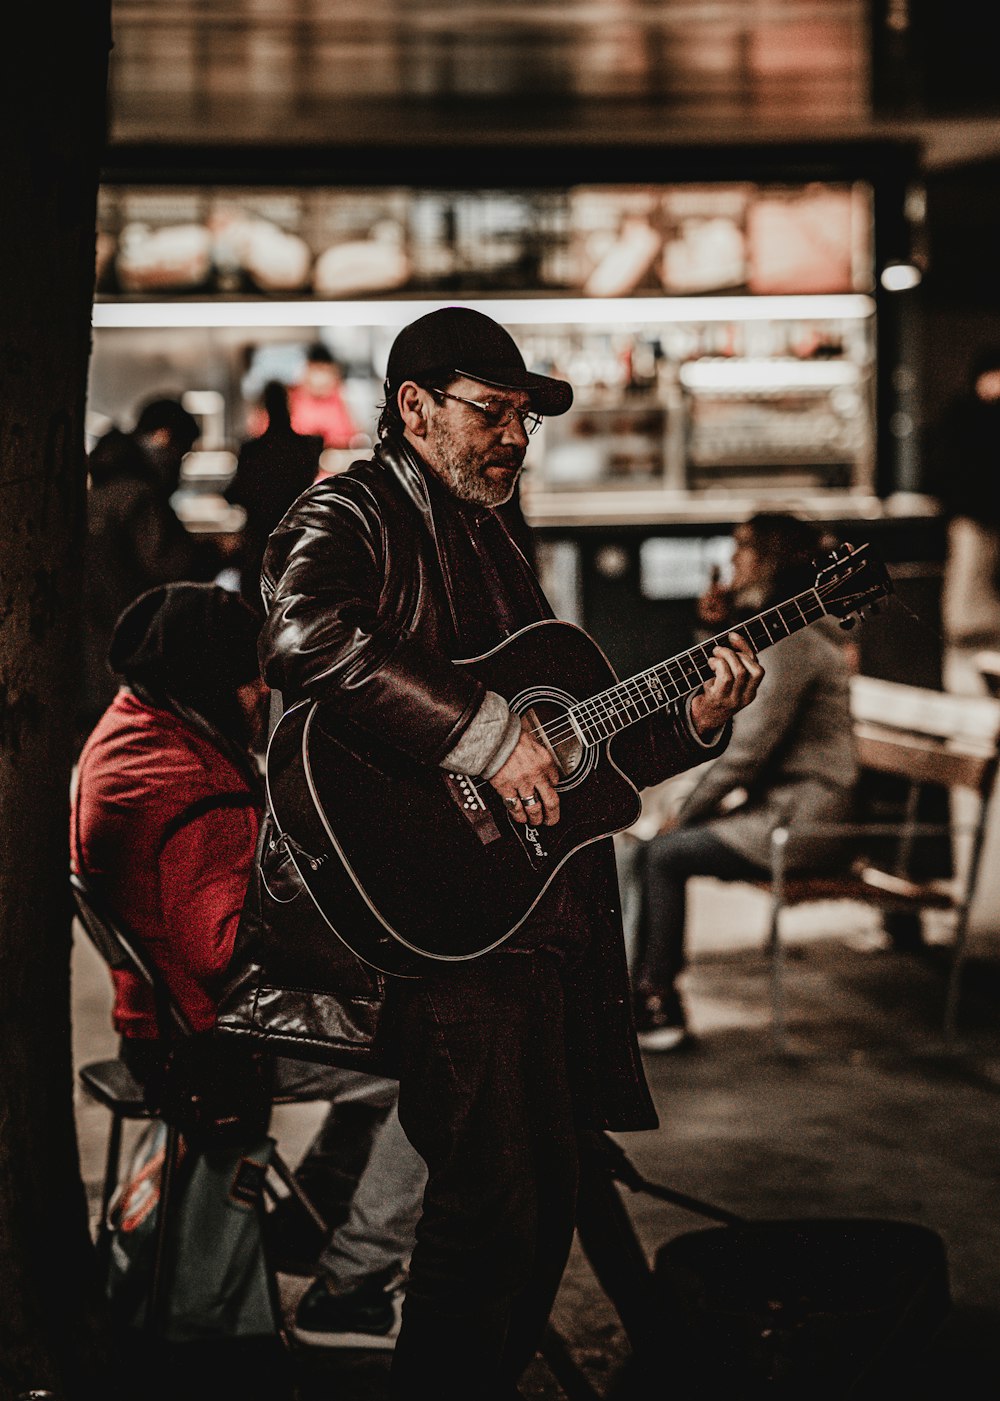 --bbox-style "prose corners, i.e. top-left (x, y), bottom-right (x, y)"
top-left (223, 307), bottom-right (762, 1399)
